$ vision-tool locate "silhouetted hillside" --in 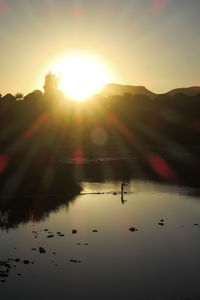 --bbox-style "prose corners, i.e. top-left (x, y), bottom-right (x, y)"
top-left (101, 83), bottom-right (200, 99)
top-left (166, 86), bottom-right (200, 97)
top-left (102, 83), bottom-right (156, 99)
